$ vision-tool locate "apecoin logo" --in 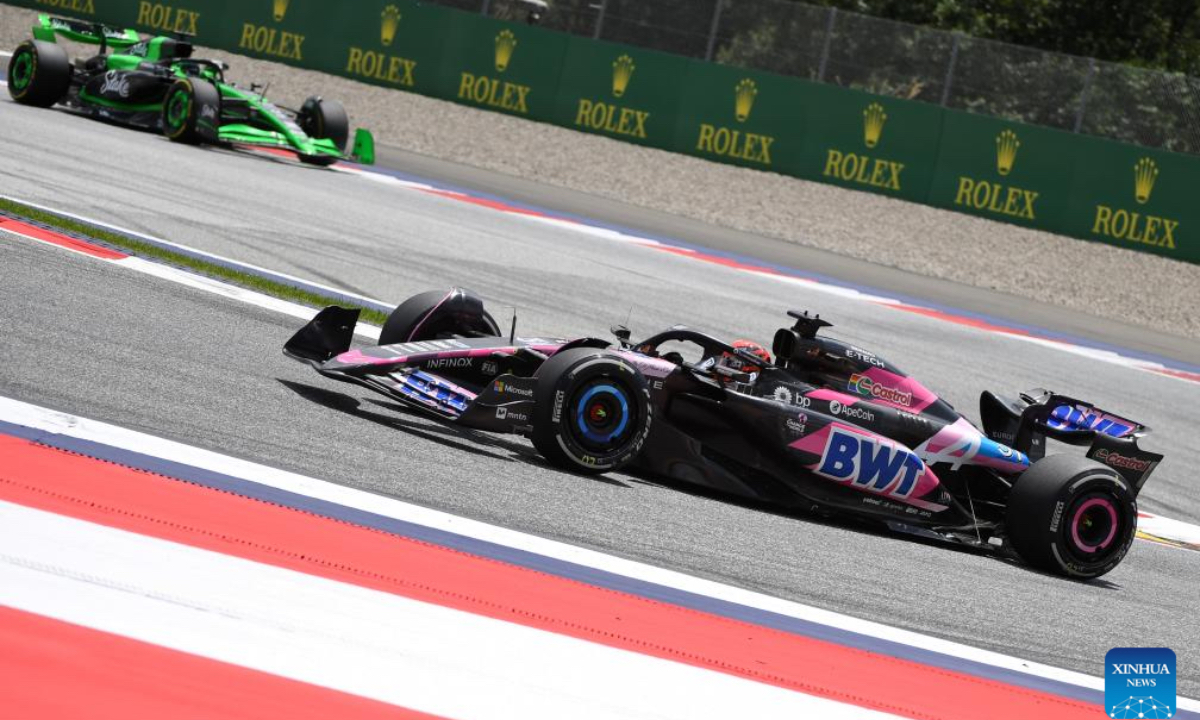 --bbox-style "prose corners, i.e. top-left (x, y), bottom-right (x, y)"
top-left (1106, 648), bottom-right (1176, 718)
